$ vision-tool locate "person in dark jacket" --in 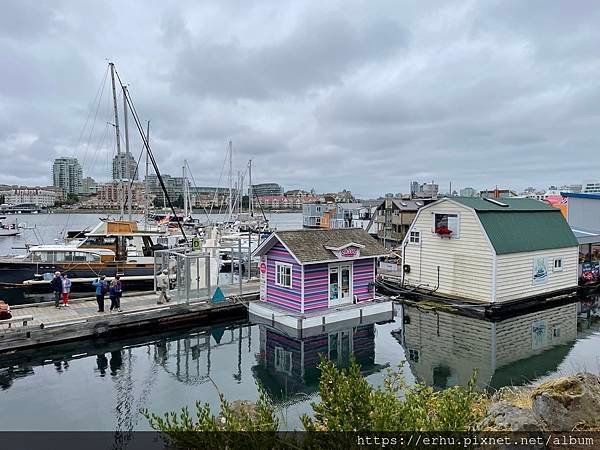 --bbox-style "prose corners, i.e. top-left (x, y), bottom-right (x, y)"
top-left (92, 275), bottom-right (108, 312)
top-left (109, 276), bottom-right (123, 312)
top-left (51, 271), bottom-right (63, 308)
